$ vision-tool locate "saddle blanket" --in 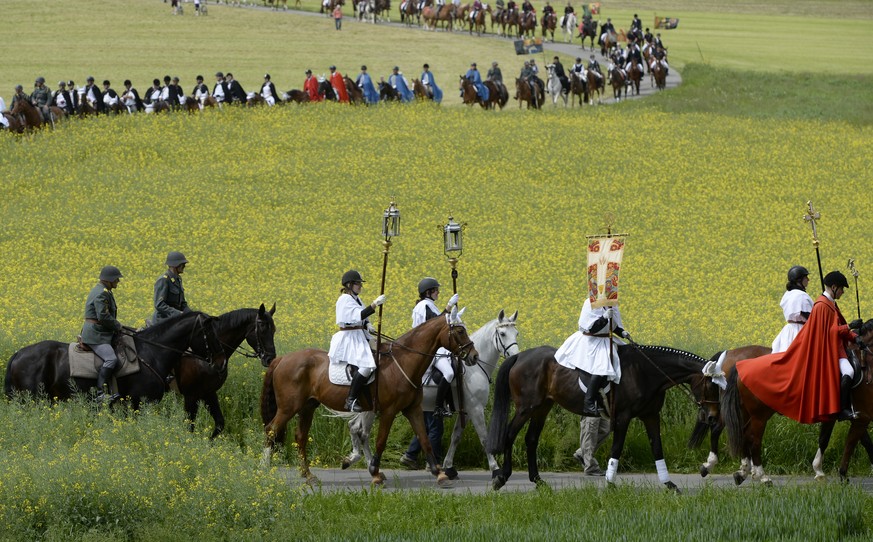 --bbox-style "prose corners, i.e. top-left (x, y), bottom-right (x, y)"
top-left (328, 362), bottom-right (376, 386)
top-left (69, 334), bottom-right (140, 379)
